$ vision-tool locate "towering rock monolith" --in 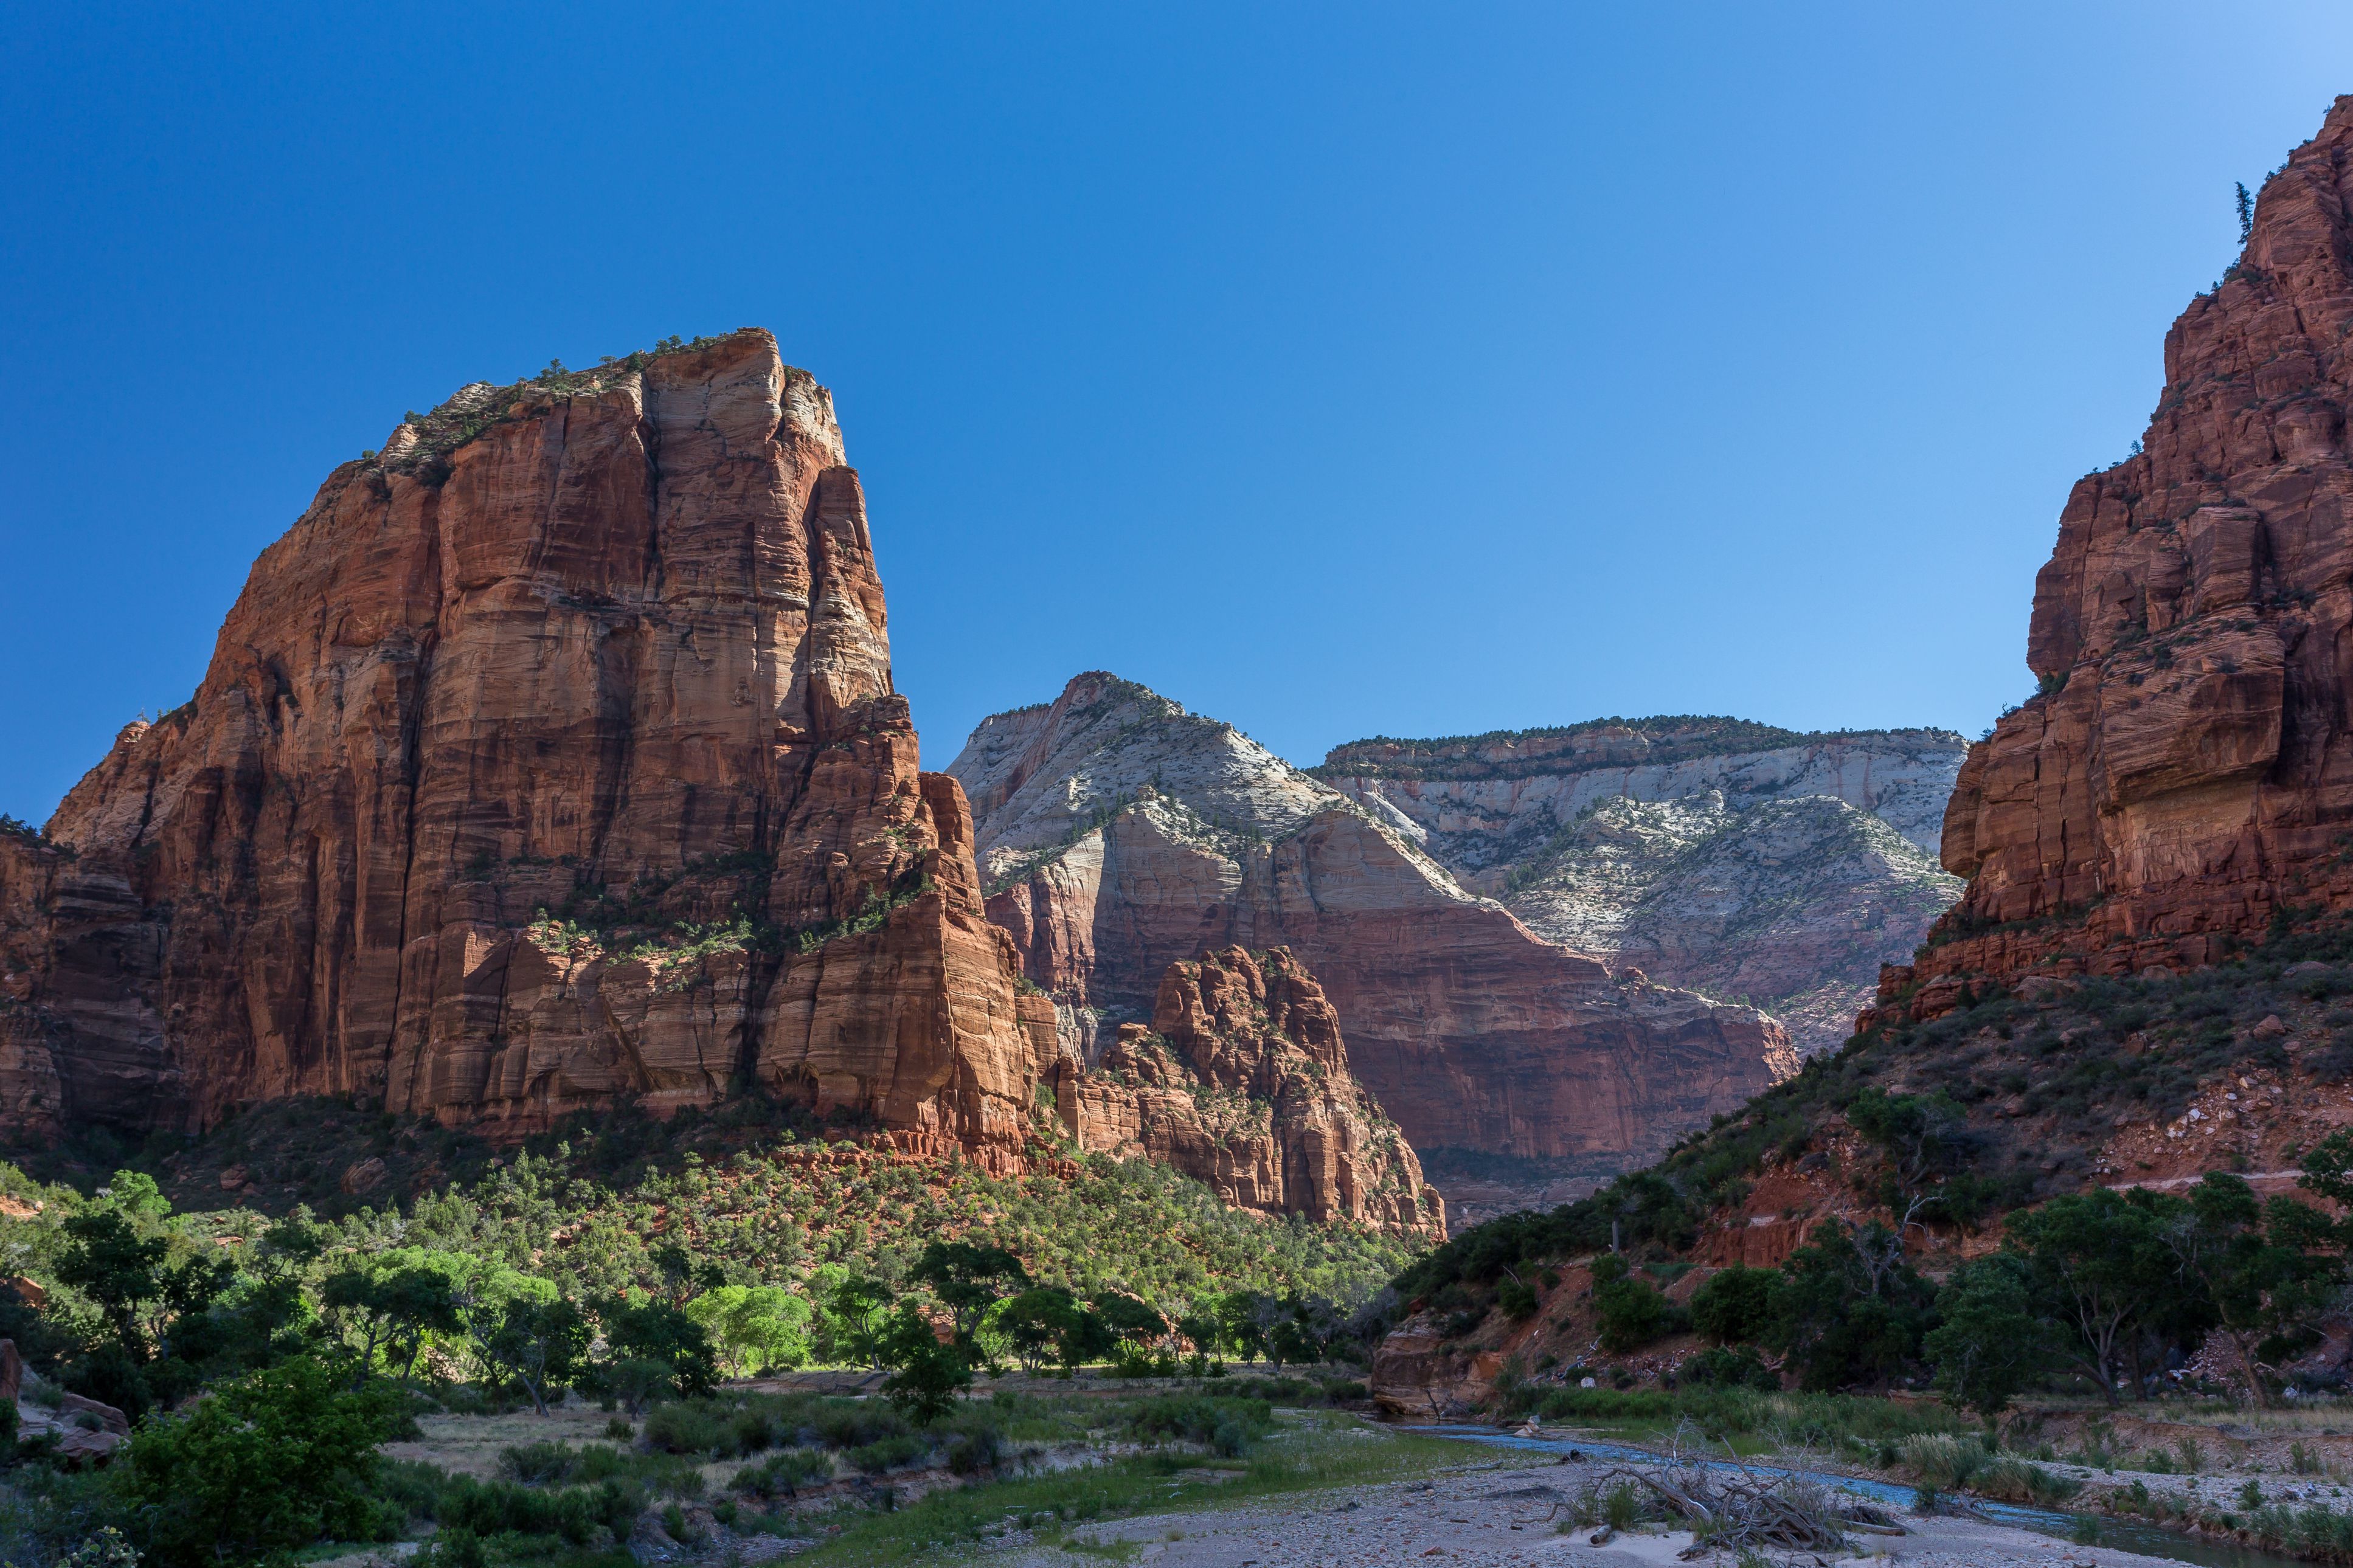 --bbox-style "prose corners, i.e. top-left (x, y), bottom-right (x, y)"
top-left (0, 331), bottom-right (1050, 1156)
top-left (1890, 97), bottom-right (2353, 1014)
